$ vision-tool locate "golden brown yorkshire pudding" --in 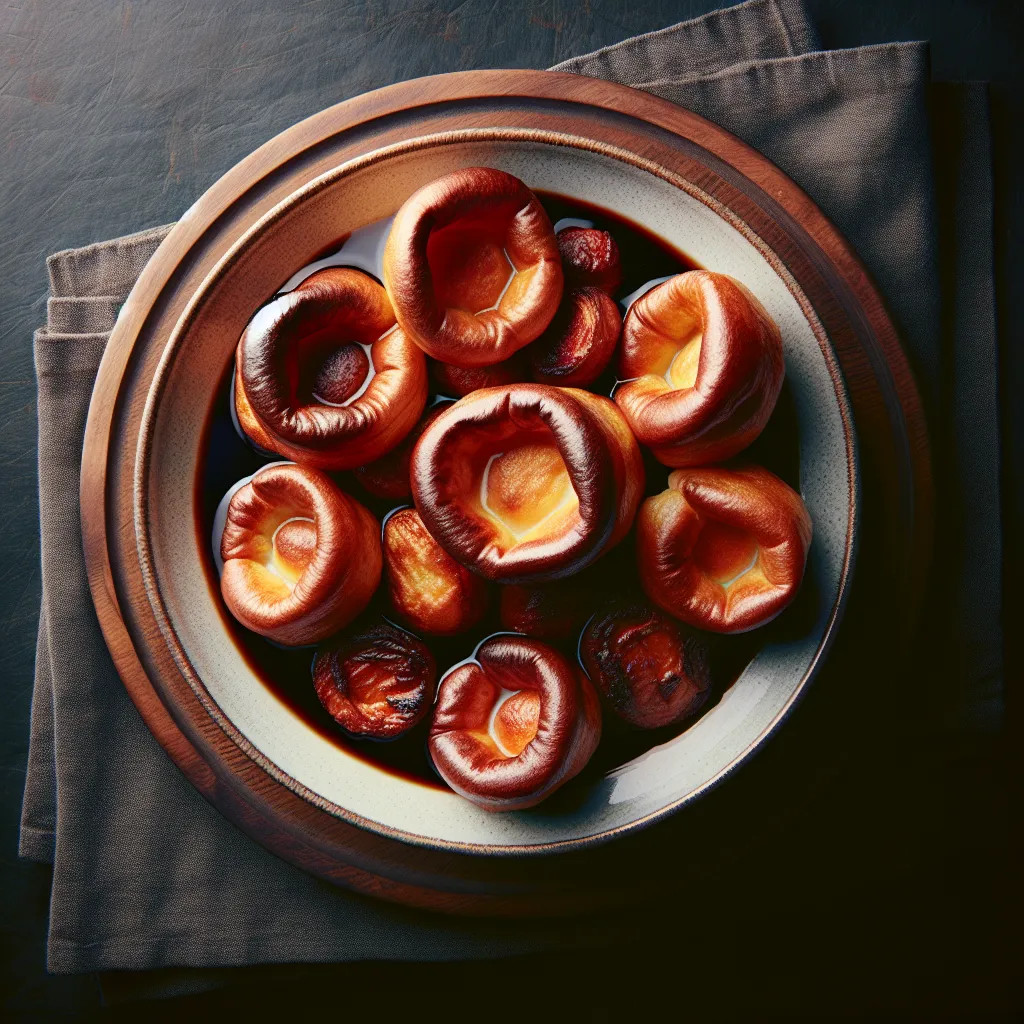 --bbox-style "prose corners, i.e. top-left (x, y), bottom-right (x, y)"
top-left (637, 465), bottom-right (812, 634)
top-left (235, 267), bottom-right (427, 470)
top-left (615, 271), bottom-right (784, 467)
top-left (428, 635), bottom-right (601, 811)
top-left (219, 463), bottom-right (381, 645)
top-left (313, 623), bottom-right (436, 740)
top-left (382, 168), bottom-right (563, 368)
top-left (580, 600), bottom-right (711, 729)
top-left (383, 508), bottom-right (489, 636)
top-left (529, 286), bottom-right (621, 387)
top-left (410, 384), bottom-right (644, 583)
